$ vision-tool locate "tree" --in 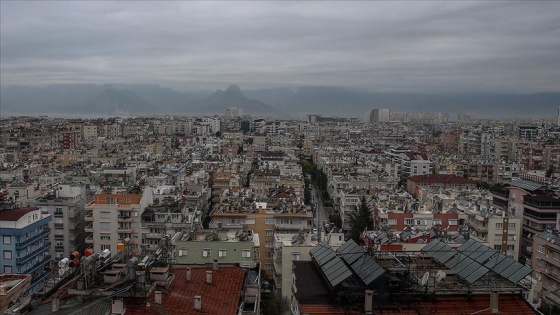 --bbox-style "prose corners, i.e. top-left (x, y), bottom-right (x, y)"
top-left (546, 165), bottom-right (554, 178)
top-left (349, 196), bottom-right (374, 244)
